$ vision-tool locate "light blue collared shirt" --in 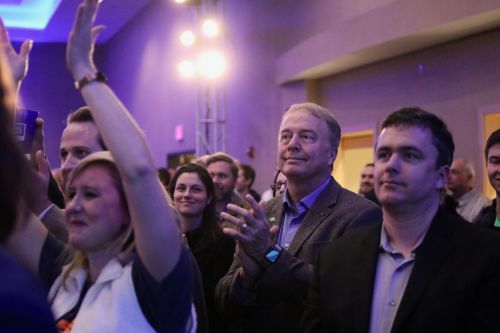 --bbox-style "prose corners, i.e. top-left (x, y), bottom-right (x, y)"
top-left (369, 226), bottom-right (428, 333)
top-left (277, 176), bottom-right (332, 249)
